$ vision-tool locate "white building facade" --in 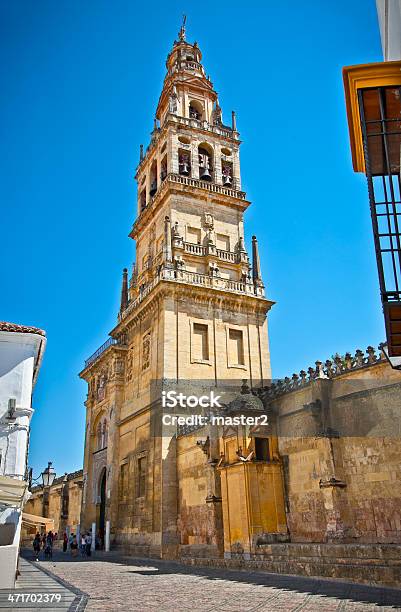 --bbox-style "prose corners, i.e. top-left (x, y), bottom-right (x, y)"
top-left (0, 322), bottom-right (46, 589)
top-left (376, 0), bottom-right (401, 60)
